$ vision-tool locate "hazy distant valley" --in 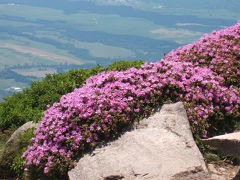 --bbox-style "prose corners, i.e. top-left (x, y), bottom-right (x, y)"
top-left (0, 0), bottom-right (239, 100)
